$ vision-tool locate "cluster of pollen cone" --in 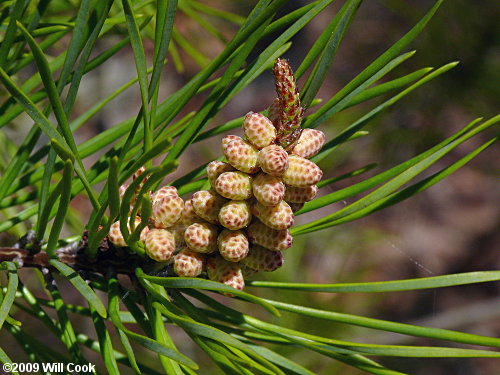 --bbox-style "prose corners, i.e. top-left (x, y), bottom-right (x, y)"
top-left (107, 59), bottom-right (326, 292)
